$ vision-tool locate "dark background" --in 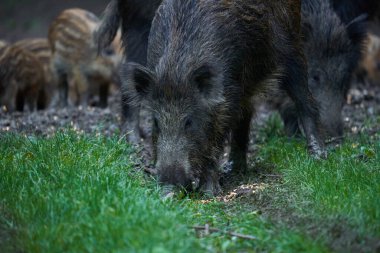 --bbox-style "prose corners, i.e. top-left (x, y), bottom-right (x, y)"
top-left (0, 0), bottom-right (108, 42)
